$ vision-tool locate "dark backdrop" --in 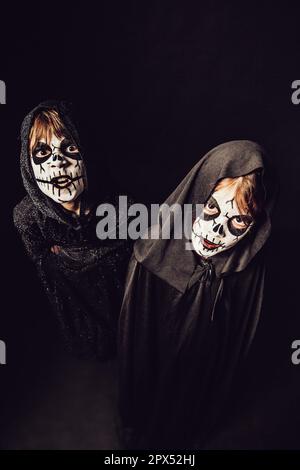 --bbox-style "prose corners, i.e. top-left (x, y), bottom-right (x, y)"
top-left (0, 2), bottom-right (299, 449)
